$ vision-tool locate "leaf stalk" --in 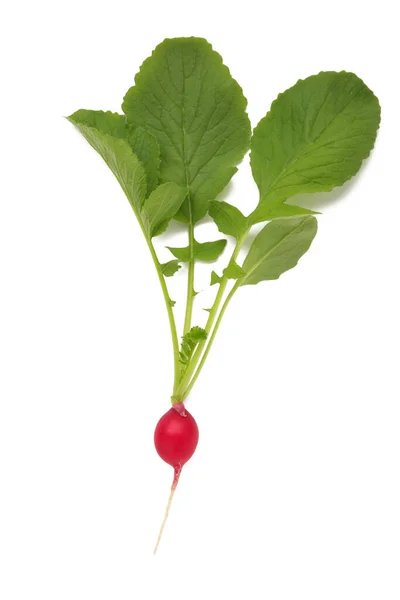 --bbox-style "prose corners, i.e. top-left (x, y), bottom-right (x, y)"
top-left (175, 228), bottom-right (249, 399)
